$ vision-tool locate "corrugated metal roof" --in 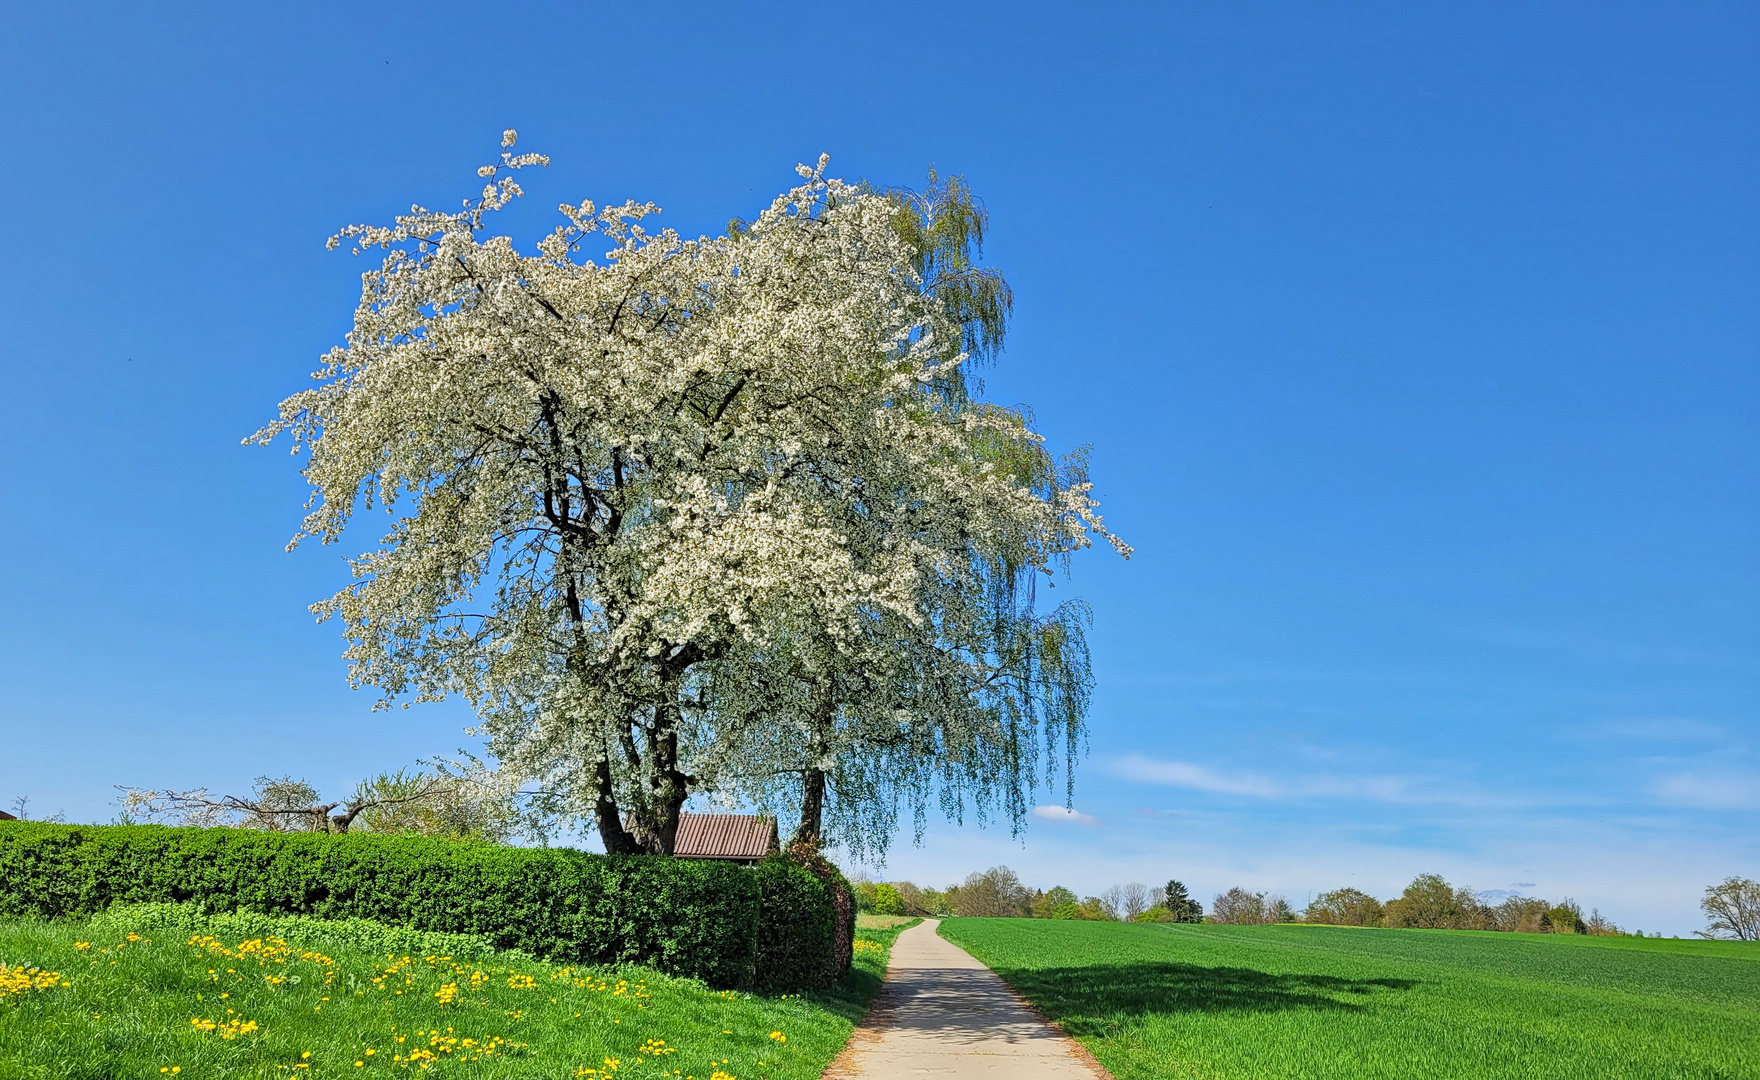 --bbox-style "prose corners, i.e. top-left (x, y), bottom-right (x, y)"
top-left (673, 813), bottom-right (778, 861)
